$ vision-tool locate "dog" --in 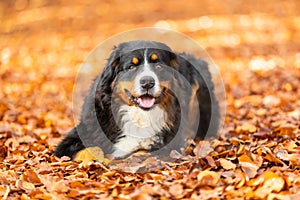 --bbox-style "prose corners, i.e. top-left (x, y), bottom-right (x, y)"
top-left (54, 40), bottom-right (219, 162)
